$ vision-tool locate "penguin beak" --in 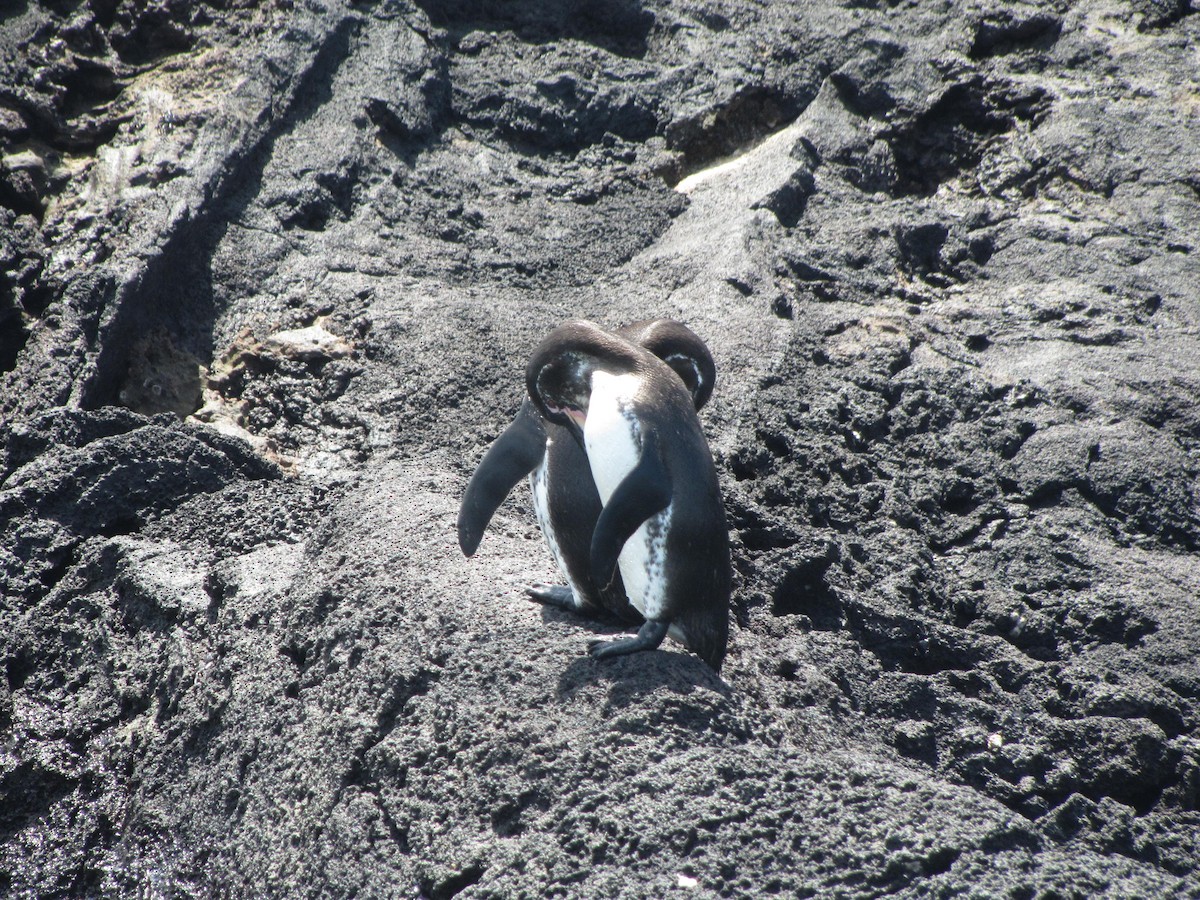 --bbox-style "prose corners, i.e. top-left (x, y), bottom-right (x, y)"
top-left (548, 403), bottom-right (586, 449)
